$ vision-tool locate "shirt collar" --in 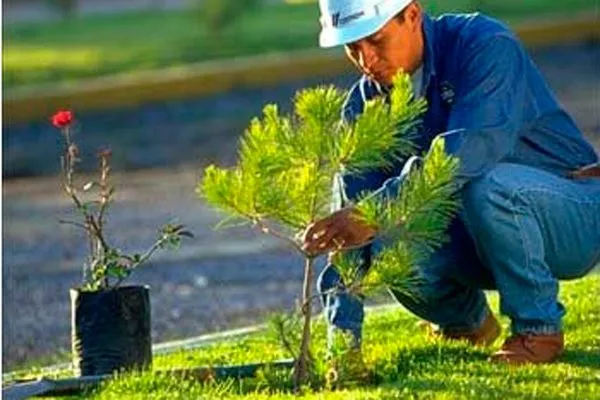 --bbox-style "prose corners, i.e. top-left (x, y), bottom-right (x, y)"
top-left (421, 14), bottom-right (437, 93)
